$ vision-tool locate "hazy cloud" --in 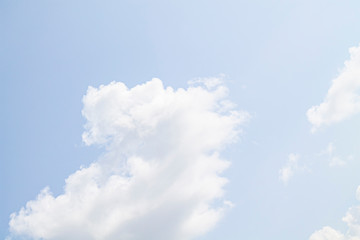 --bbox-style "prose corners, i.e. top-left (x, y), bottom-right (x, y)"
top-left (279, 153), bottom-right (300, 185)
top-left (9, 78), bottom-right (249, 240)
top-left (320, 143), bottom-right (346, 167)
